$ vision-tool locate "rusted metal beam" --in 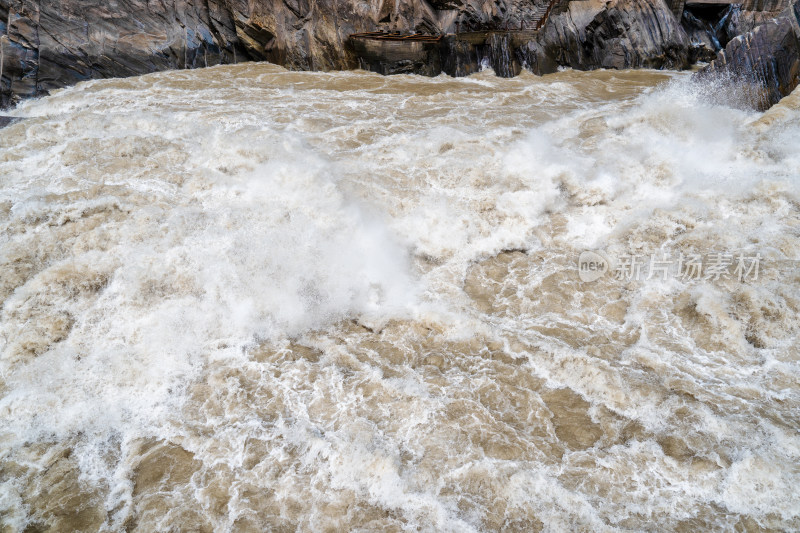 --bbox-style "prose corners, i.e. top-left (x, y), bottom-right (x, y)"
top-left (349, 32), bottom-right (443, 42)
